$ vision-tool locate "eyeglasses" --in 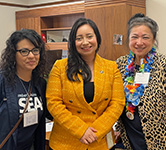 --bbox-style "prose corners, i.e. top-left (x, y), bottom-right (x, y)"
top-left (16, 48), bottom-right (40, 56)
